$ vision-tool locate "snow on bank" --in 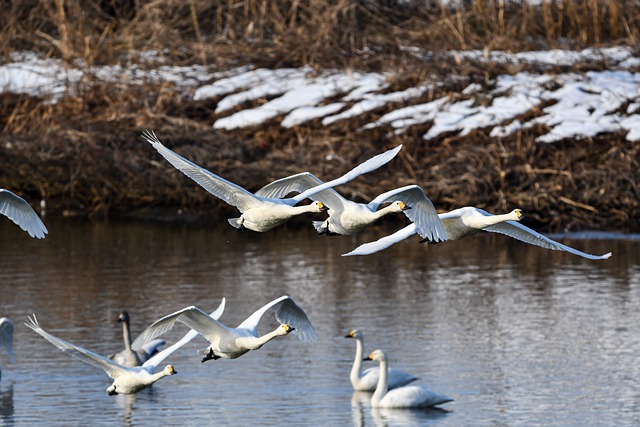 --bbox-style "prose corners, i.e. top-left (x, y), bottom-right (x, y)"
top-left (1, 47), bottom-right (638, 142)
